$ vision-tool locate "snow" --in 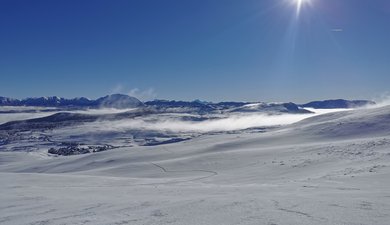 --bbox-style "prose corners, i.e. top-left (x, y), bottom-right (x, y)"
top-left (0, 105), bottom-right (390, 224)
